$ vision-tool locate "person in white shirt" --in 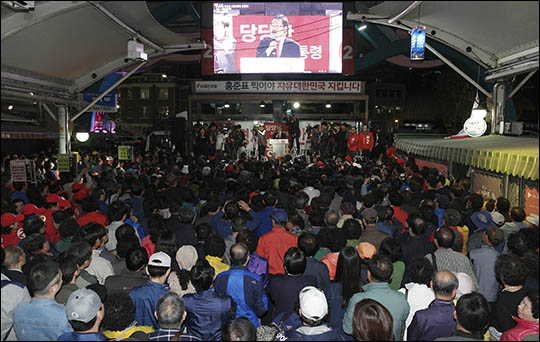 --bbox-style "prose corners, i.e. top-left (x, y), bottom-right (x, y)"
top-left (399, 256), bottom-right (436, 341)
